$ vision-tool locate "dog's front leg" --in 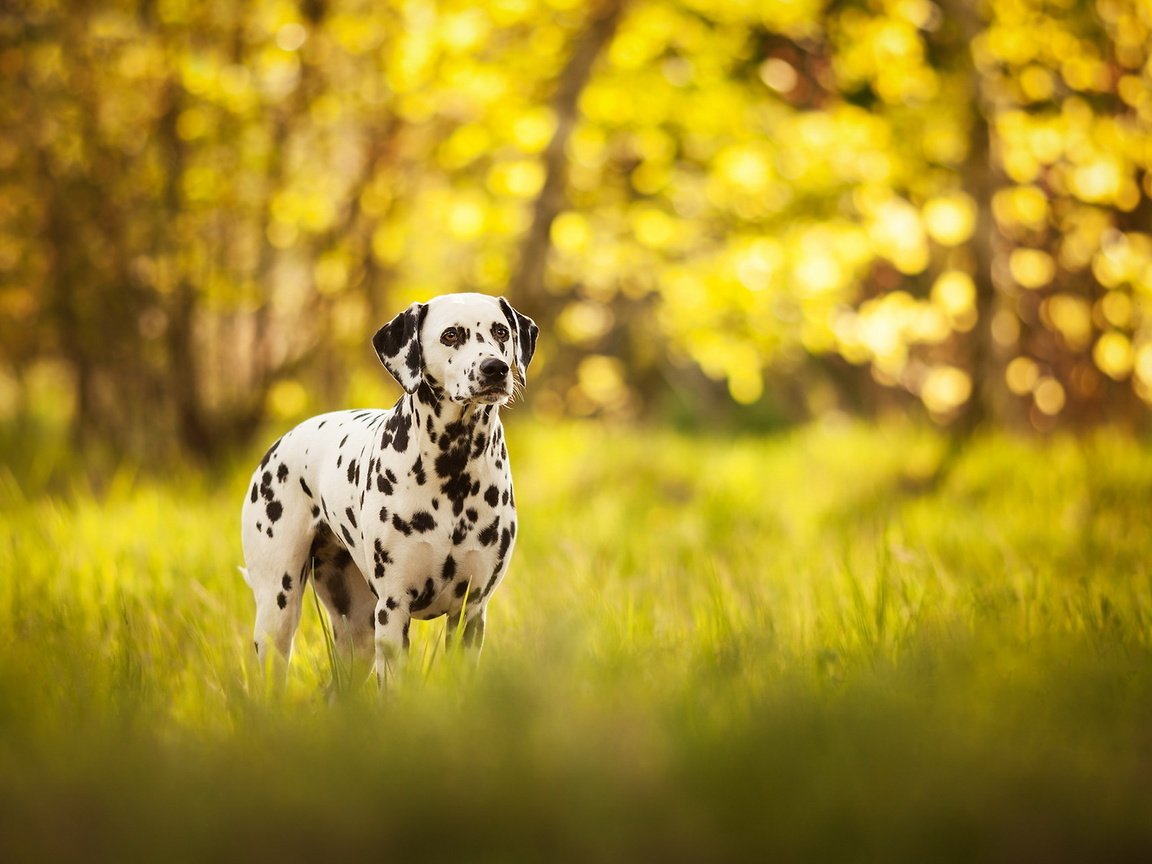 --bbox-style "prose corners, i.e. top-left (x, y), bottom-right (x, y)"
top-left (445, 605), bottom-right (486, 659)
top-left (373, 596), bottom-right (410, 687)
